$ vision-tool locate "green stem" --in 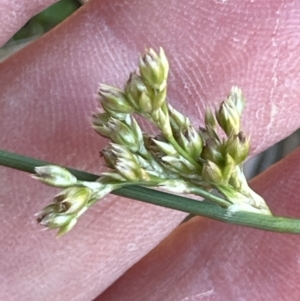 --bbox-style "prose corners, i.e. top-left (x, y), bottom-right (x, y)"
top-left (189, 186), bottom-right (231, 208)
top-left (167, 135), bottom-right (202, 169)
top-left (2, 149), bottom-right (300, 234)
top-left (105, 179), bottom-right (229, 207)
